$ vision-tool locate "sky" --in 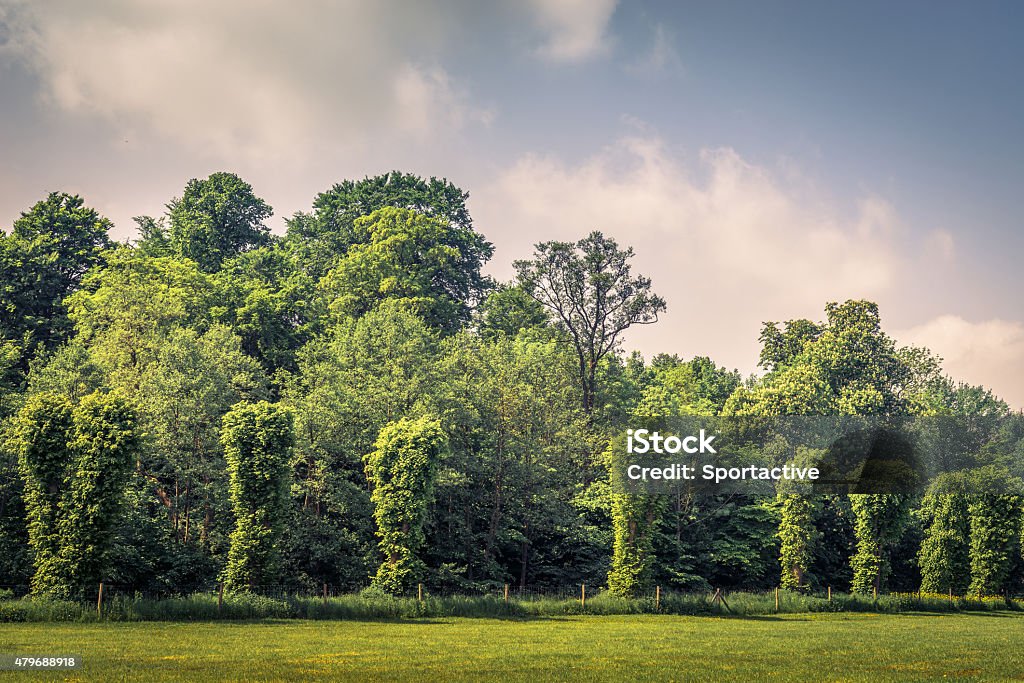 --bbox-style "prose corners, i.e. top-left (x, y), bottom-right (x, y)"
top-left (0, 0), bottom-right (1022, 407)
